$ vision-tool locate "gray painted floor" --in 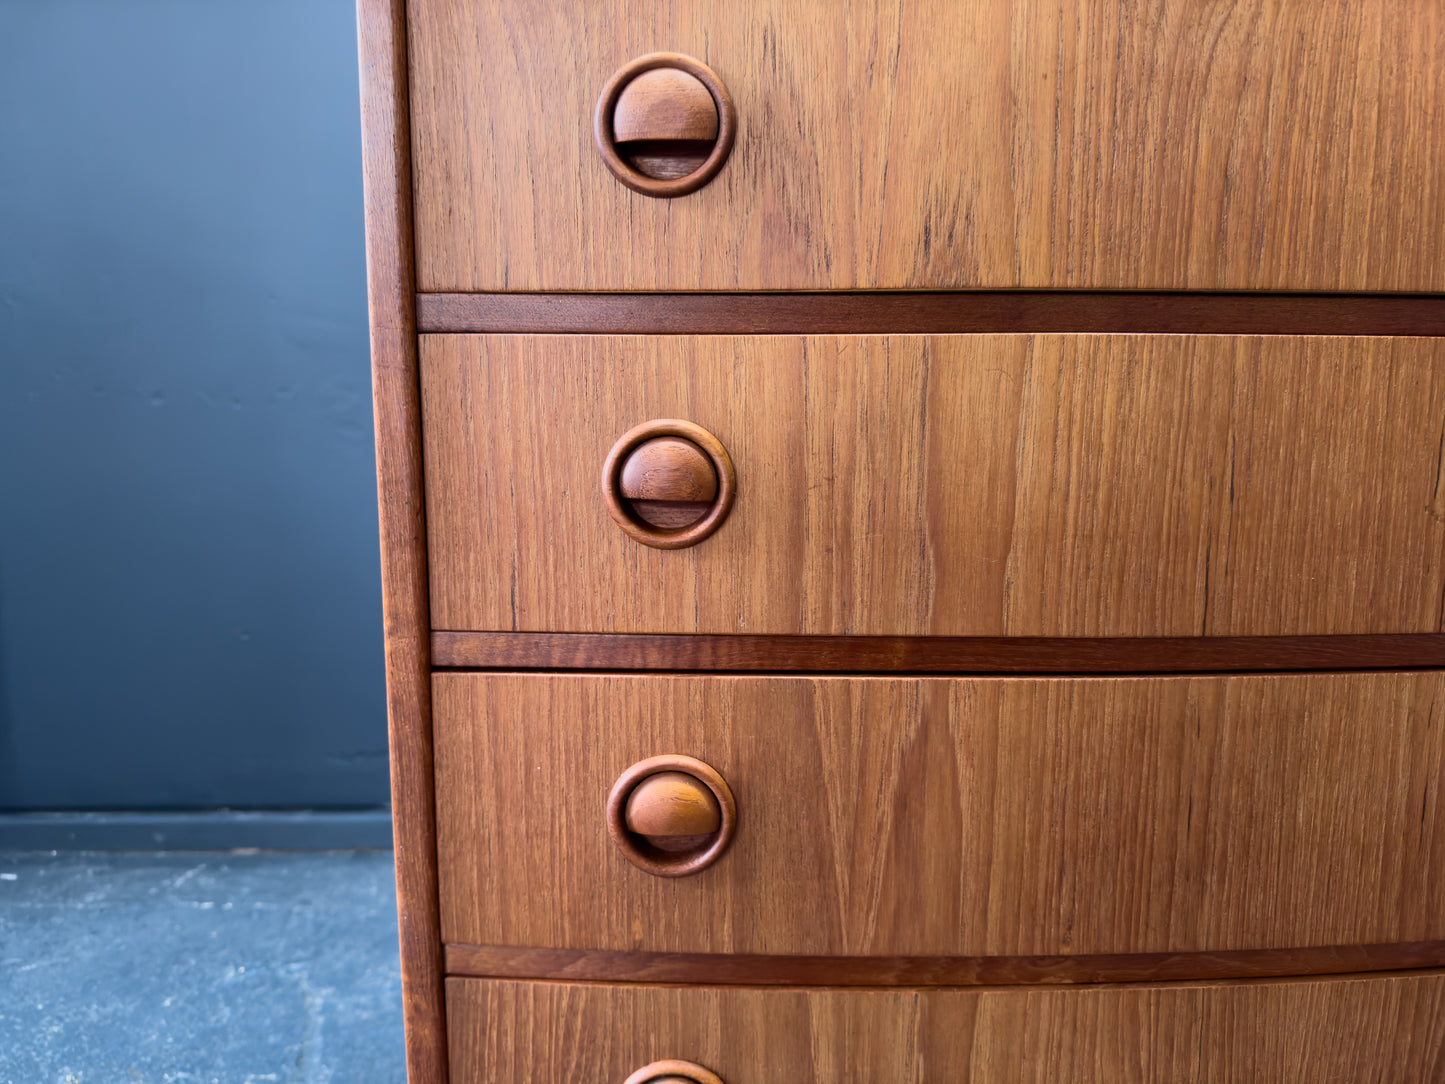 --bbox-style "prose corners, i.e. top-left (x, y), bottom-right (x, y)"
top-left (0, 851), bottom-right (405, 1083)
